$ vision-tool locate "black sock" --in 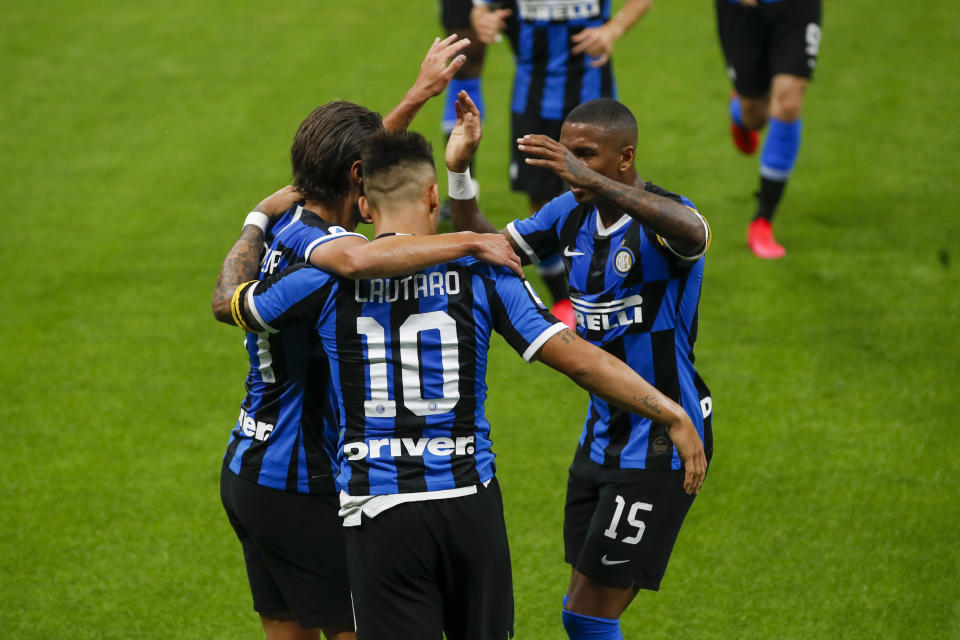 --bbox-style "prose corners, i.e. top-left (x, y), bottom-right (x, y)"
top-left (755, 177), bottom-right (787, 222)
